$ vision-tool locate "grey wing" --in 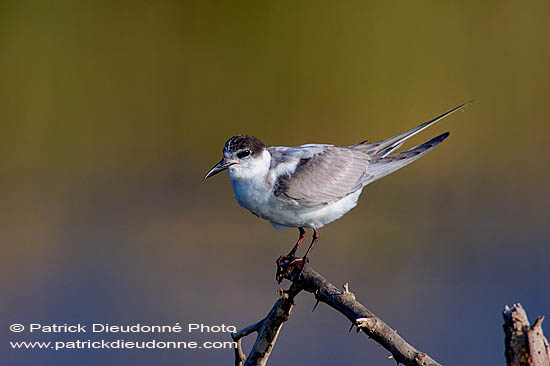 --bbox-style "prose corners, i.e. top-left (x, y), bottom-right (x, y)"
top-left (272, 147), bottom-right (371, 207)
